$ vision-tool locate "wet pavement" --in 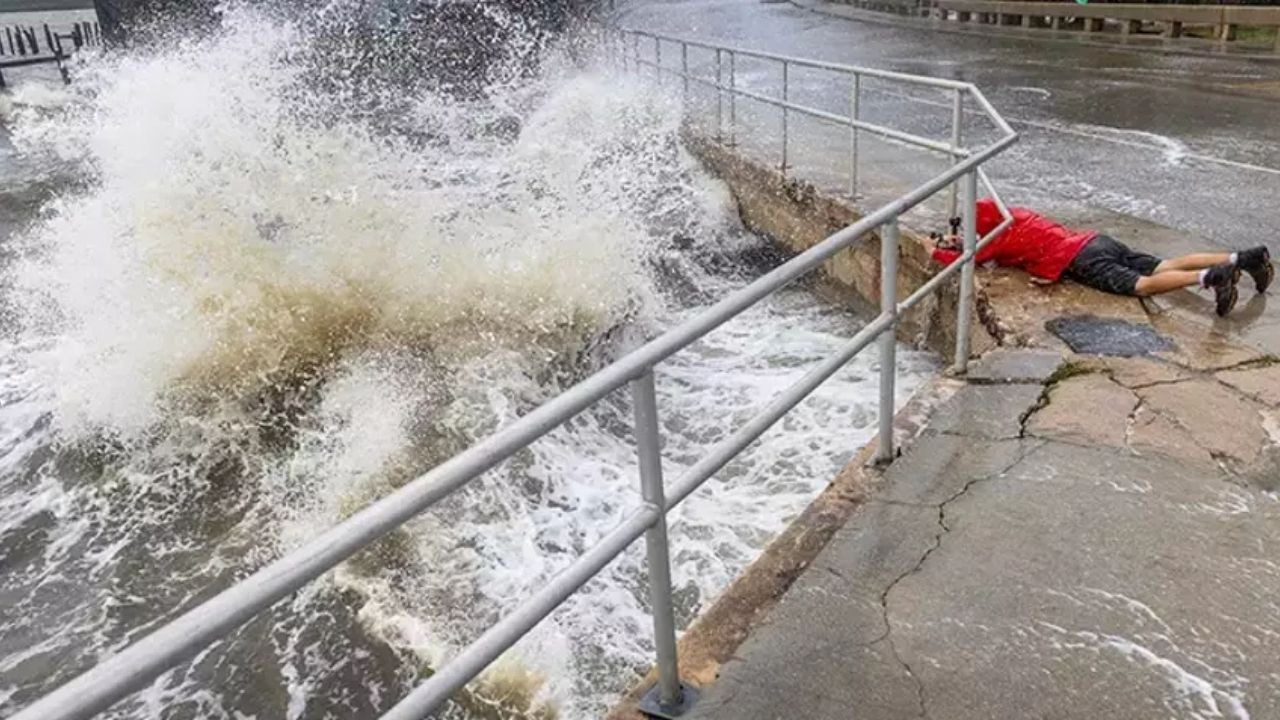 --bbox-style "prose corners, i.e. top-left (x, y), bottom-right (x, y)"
top-left (685, 348), bottom-right (1280, 720)
top-left (618, 0), bottom-right (1280, 250)
top-left (601, 12), bottom-right (1280, 713)
top-left (619, 0), bottom-right (1280, 354)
